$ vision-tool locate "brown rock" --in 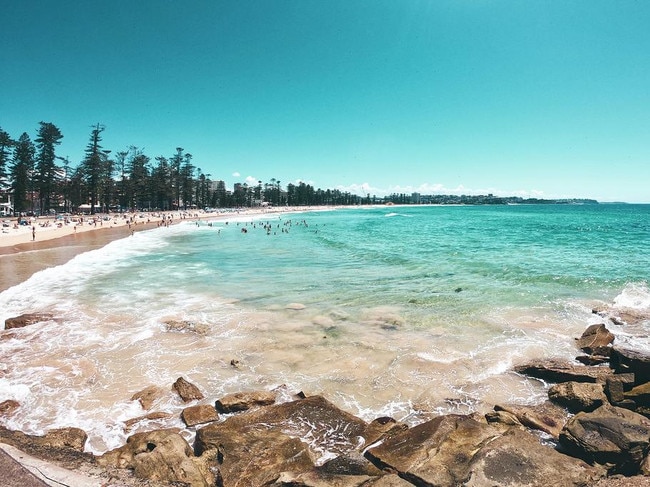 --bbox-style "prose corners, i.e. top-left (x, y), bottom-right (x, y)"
top-left (214, 390), bottom-right (275, 413)
top-left (272, 470), bottom-right (376, 486)
top-left (365, 414), bottom-right (603, 486)
top-left (365, 415), bottom-right (501, 486)
top-left (611, 347), bottom-right (650, 384)
top-left (362, 416), bottom-right (408, 447)
top-left (0, 426), bottom-right (92, 468)
top-left (38, 427), bottom-right (88, 451)
top-left (181, 404), bottom-right (219, 427)
top-left (98, 428), bottom-right (214, 486)
top-left (123, 411), bottom-right (174, 430)
top-left (491, 401), bottom-right (568, 438)
top-left (198, 426), bottom-right (314, 486)
top-left (317, 451), bottom-right (384, 477)
top-left (465, 427), bottom-right (603, 486)
top-left (548, 381), bottom-right (608, 413)
top-left (560, 404), bottom-right (650, 474)
top-left (514, 359), bottom-right (613, 383)
top-left (172, 376), bottom-right (204, 402)
top-left (0, 399), bottom-right (20, 418)
top-left (624, 381), bottom-right (650, 407)
top-left (197, 395), bottom-right (368, 464)
top-left (576, 324), bottom-right (615, 354)
top-left (4, 313), bottom-right (54, 330)
top-left (130, 385), bottom-right (165, 410)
